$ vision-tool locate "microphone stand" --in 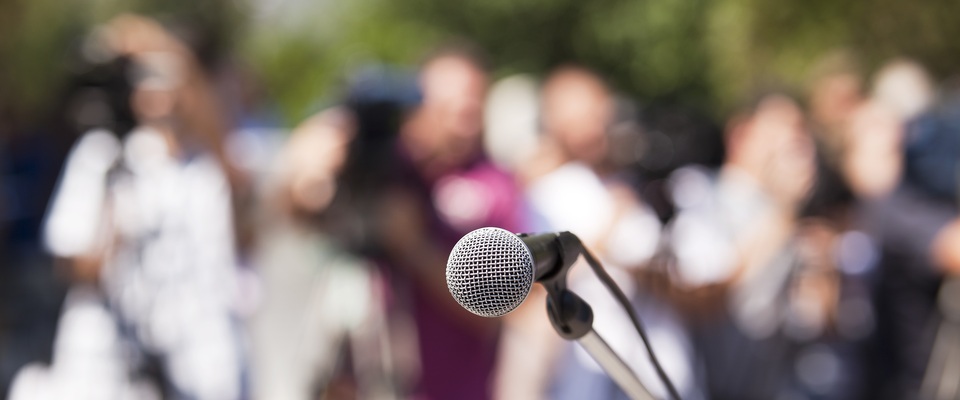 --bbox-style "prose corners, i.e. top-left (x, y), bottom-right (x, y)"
top-left (541, 232), bottom-right (656, 400)
top-left (921, 278), bottom-right (960, 399)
